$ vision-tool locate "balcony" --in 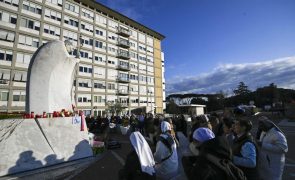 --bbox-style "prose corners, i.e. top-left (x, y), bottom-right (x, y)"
top-left (117, 89), bottom-right (129, 96)
top-left (116, 64), bottom-right (130, 71)
top-left (117, 77), bottom-right (130, 83)
top-left (117, 50), bottom-right (130, 60)
top-left (117, 38), bottom-right (130, 48)
top-left (117, 27), bottom-right (131, 37)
